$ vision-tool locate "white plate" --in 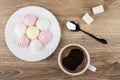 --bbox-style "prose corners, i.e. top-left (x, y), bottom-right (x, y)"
top-left (5, 6), bottom-right (61, 62)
